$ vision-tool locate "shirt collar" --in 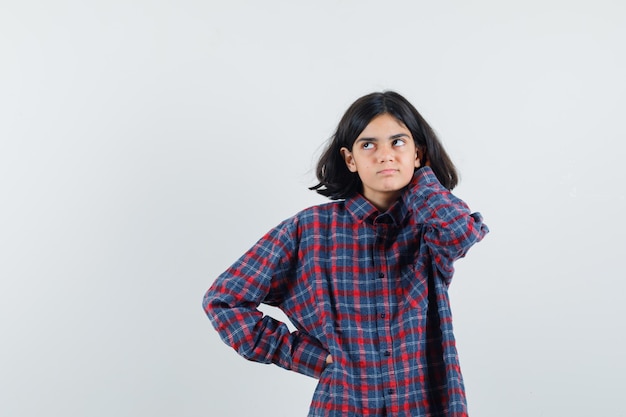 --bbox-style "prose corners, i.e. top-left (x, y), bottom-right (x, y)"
top-left (345, 192), bottom-right (411, 227)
